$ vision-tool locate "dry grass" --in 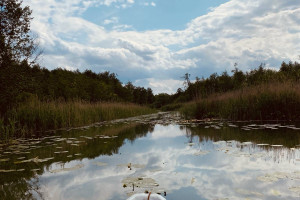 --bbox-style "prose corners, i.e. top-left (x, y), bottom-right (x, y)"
top-left (180, 82), bottom-right (300, 120)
